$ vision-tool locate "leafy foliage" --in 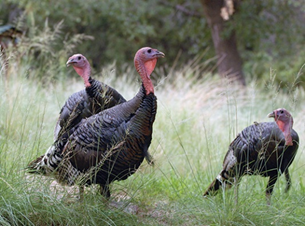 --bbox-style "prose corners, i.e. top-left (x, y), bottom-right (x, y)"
top-left (231, 0), bottom-right (305, 86)
top-left (0, 0), bottom-right (212, 69)
top-left (0, 0), bottom-right (304, 83)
